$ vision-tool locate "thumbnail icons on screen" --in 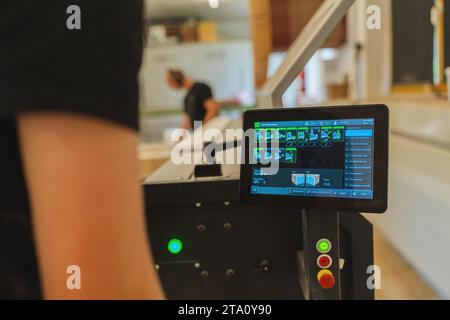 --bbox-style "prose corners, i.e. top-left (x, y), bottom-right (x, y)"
top-left (298, 127), bottom-right (309, 143)
top-left (255, 126), bottom-right (346, 146)
top-left (254, 148), bottom-right (296, 164)
top-left (306, 174), bottom-right (321, 187)
top-left (321, 127), bottom-right (332, 142)
top-left (255, 130), bottom-right (265, 141)
top-left (286, 129), bottom-right (297, 142)
top-left (292, 173), bottom-right (306, 186)
top-left (253, 148), bottom-right (281, 162)
top-left (275, 129), bottom-right (286, 141)
top-left (332, 126), bottom-right (345, 142)
top-left (309, 128), bottom-right (320, 142)
top-left (255, 129), bottom-right (287, 142)
top-left (291, 173), bottom-right (321, 187)
top-left (285, 148), bottom-right (297, 163)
